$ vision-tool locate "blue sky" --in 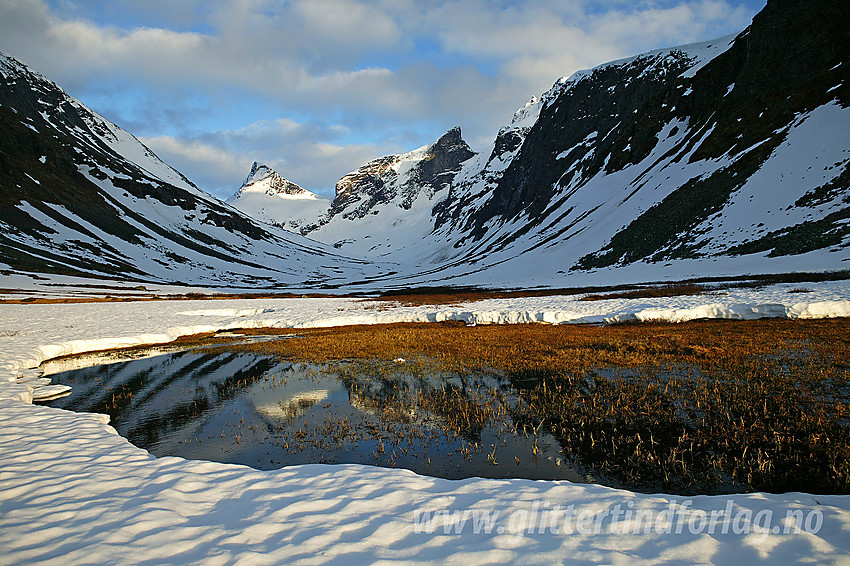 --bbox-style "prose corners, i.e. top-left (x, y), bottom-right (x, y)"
top-left (0, 0), bottom-right (766, 199)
